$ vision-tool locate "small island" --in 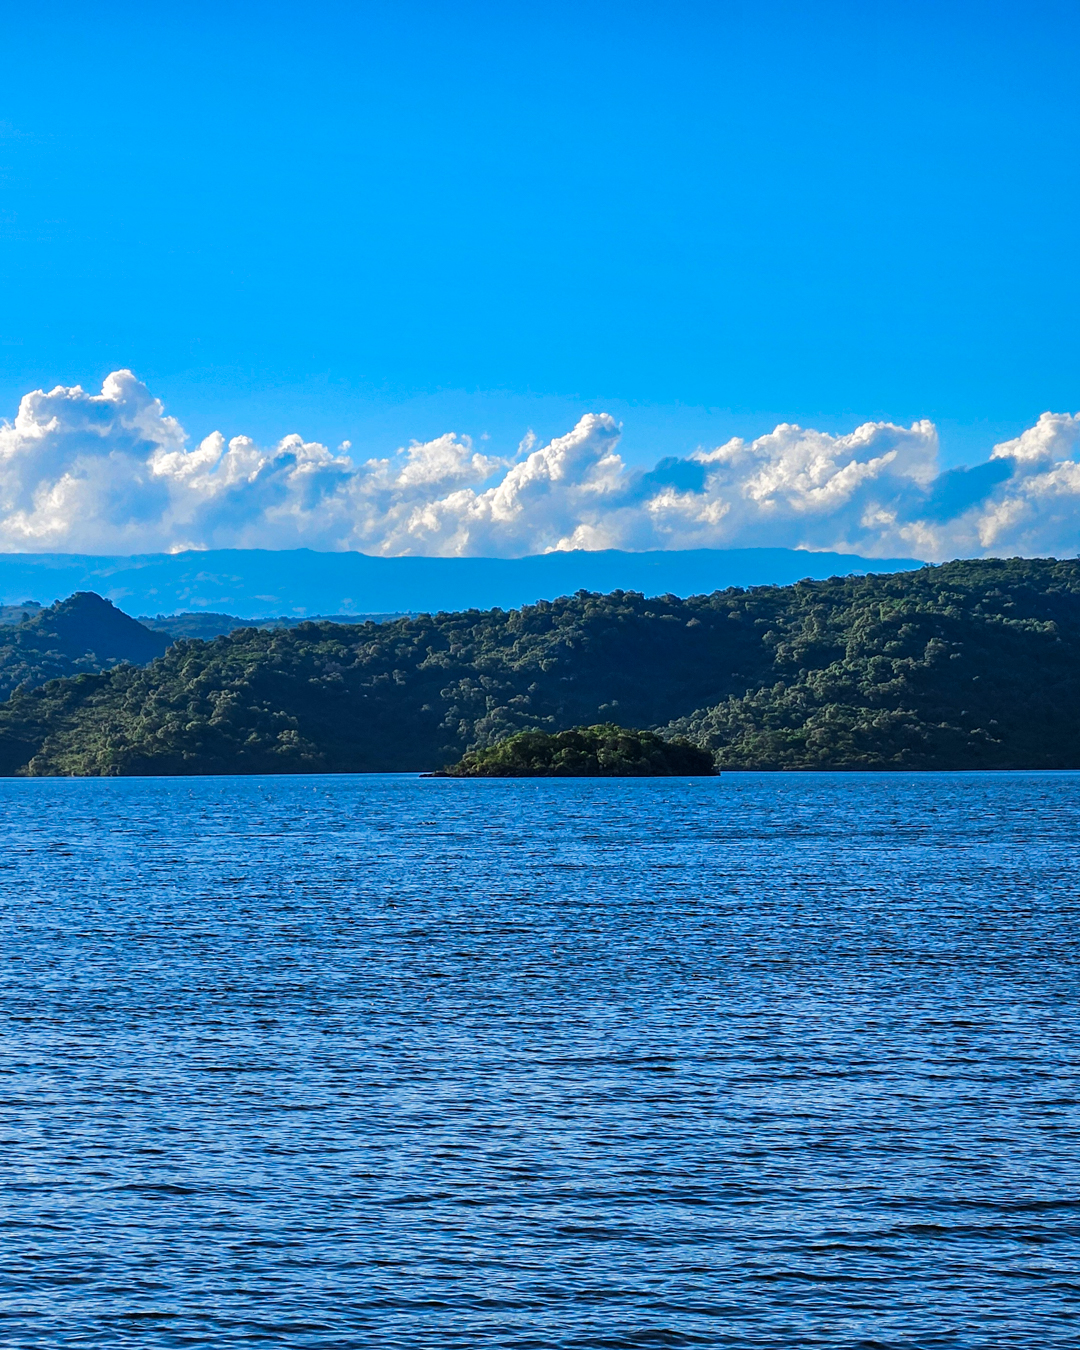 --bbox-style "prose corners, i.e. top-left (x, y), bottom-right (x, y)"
top-left (435, 724), bottom-right (717, 777)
